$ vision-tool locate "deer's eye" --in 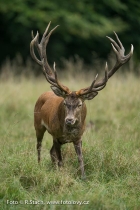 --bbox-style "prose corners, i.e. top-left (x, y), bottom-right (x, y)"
top-left (78, 104), bottom-right (82, 108)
